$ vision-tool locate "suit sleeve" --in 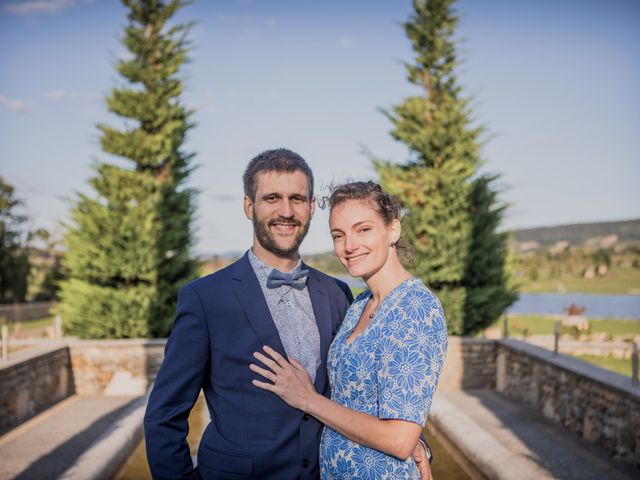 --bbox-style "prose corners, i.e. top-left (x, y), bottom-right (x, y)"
top-left (144, 284), bottom-right (210, 480)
